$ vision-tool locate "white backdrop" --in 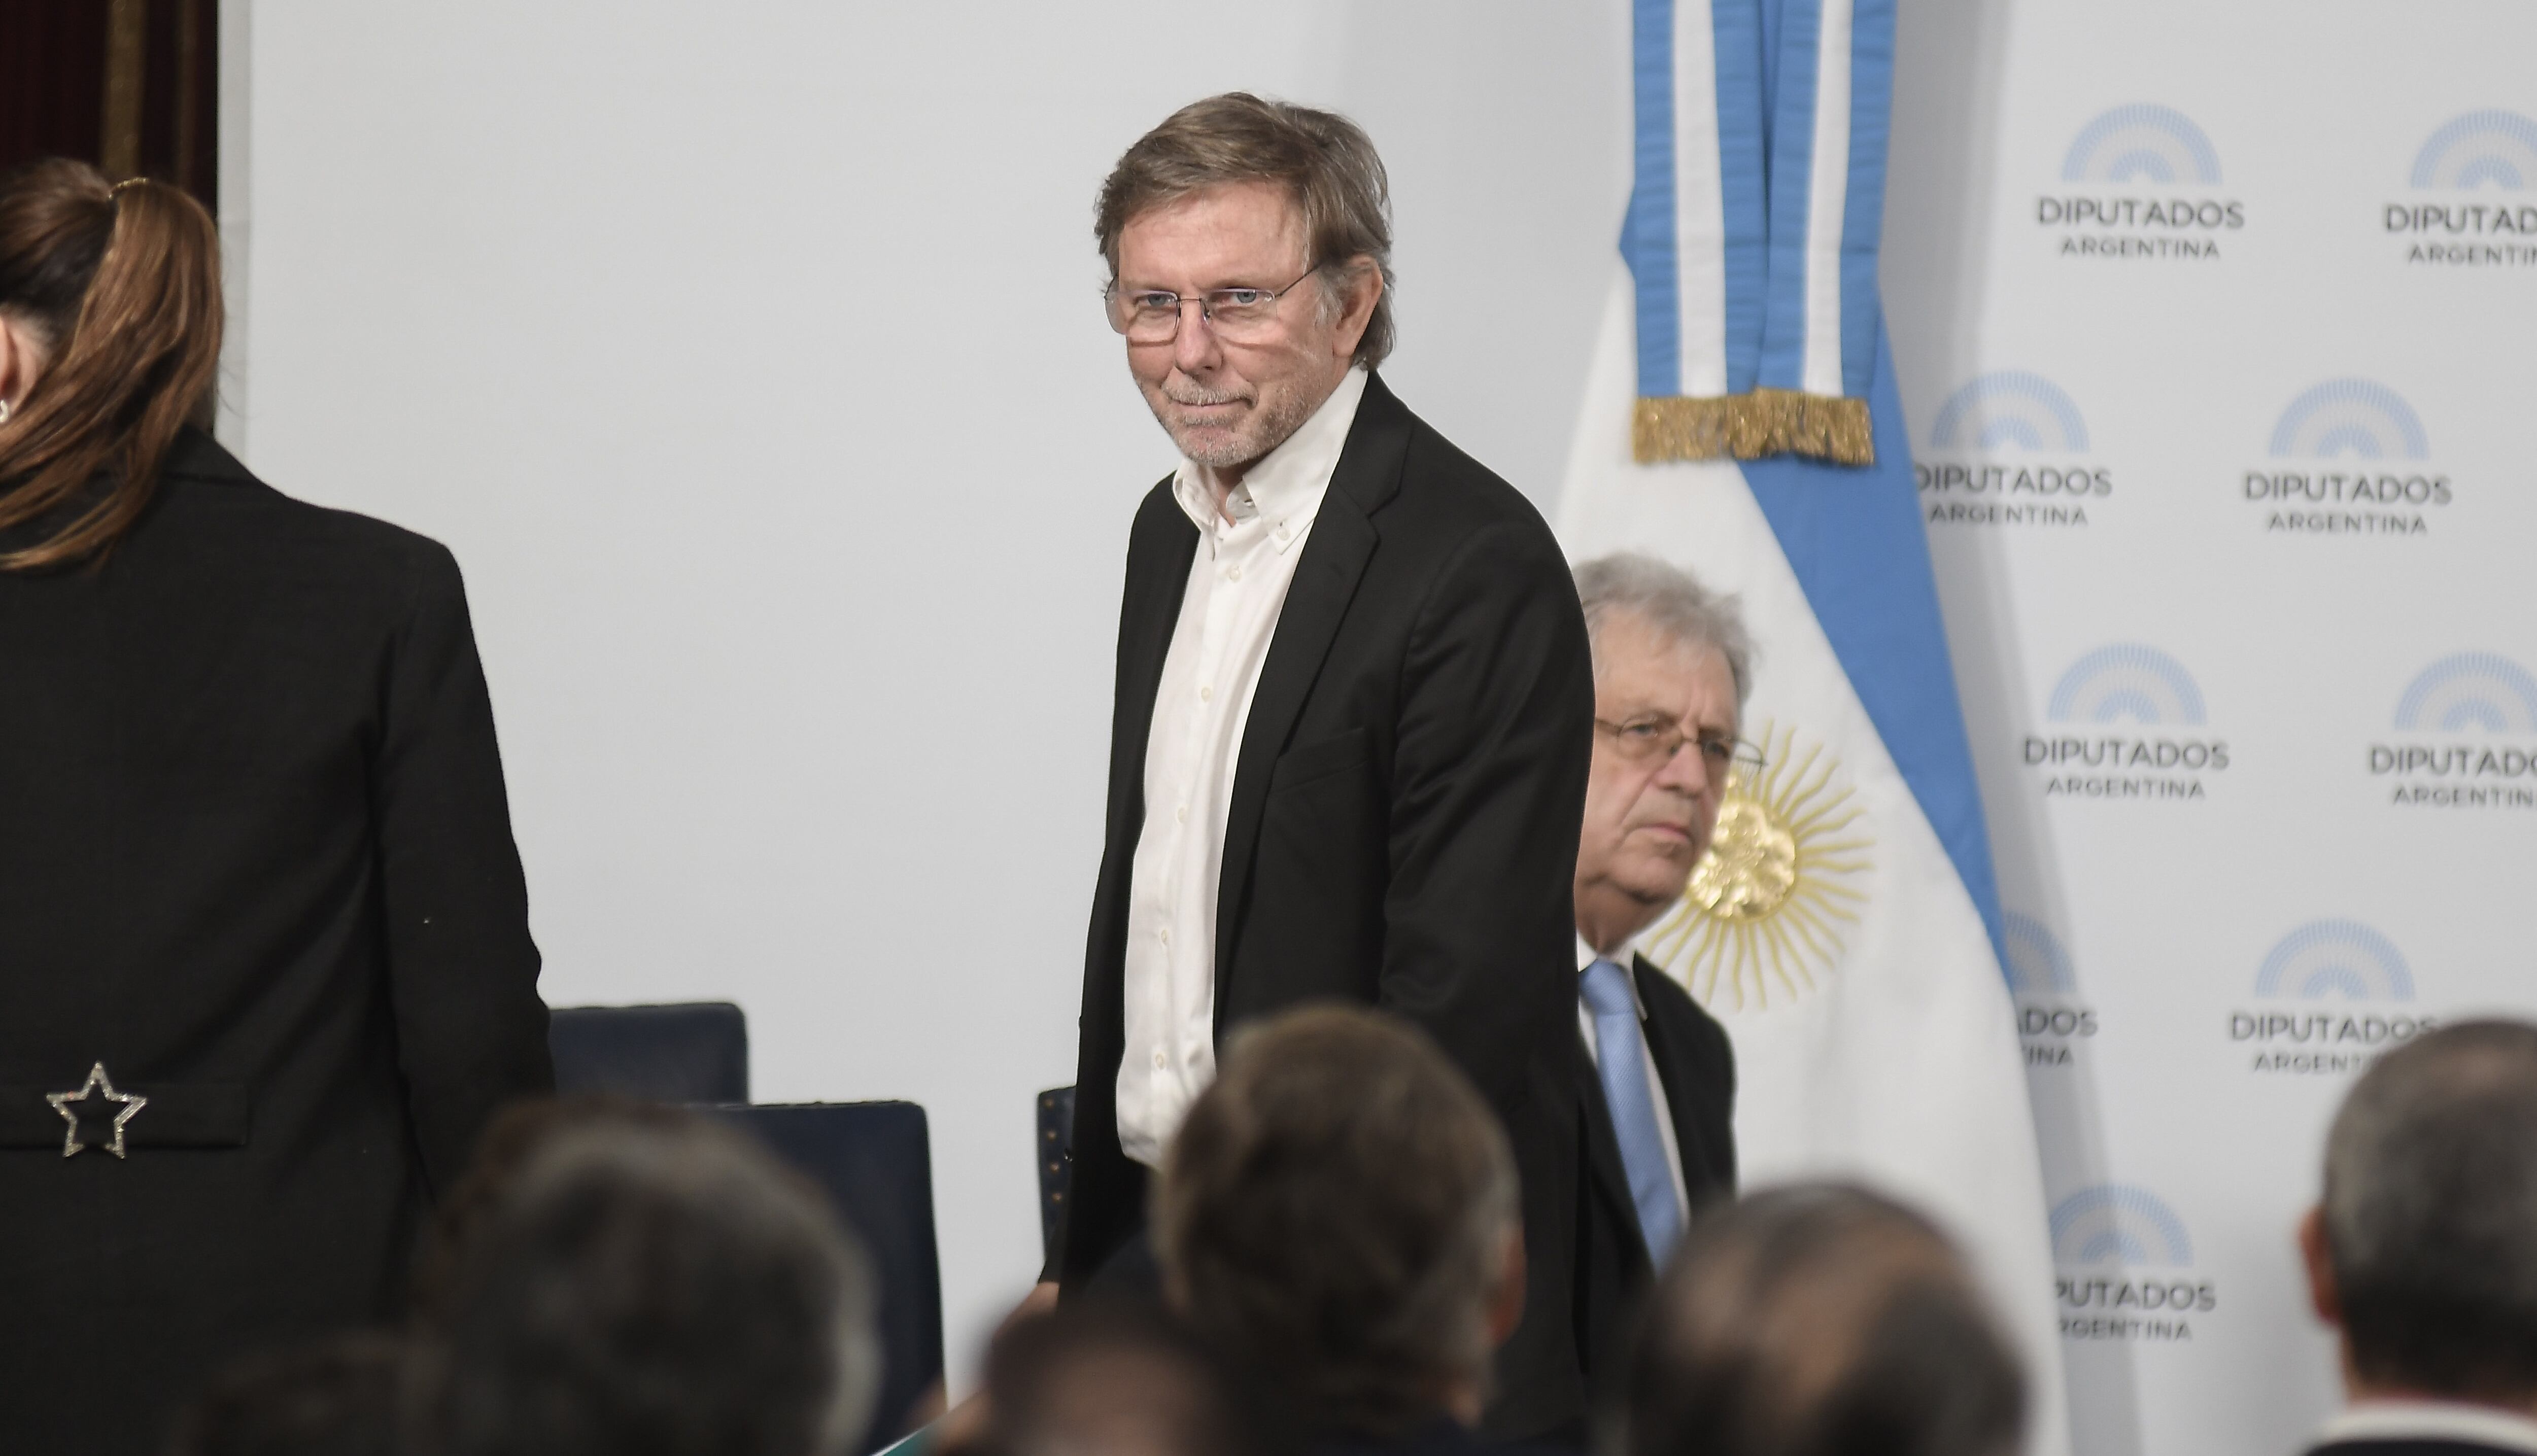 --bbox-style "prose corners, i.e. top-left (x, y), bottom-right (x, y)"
top-left (217, 1), bottom-right (2536, 1448)
top-left (1882, 3), bottom-right (2537, 1456)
